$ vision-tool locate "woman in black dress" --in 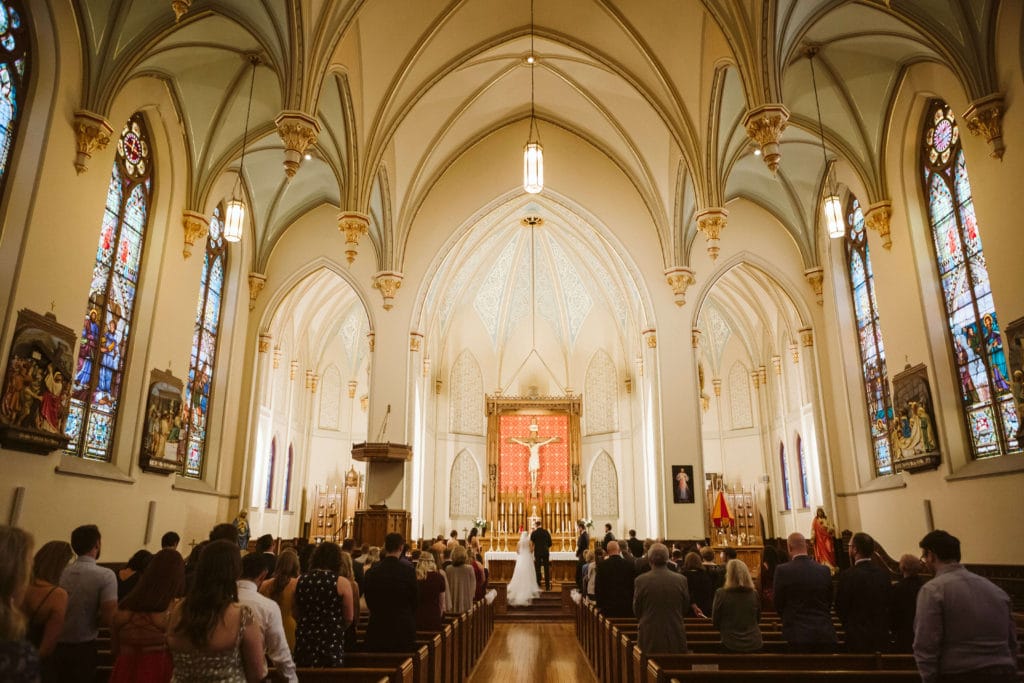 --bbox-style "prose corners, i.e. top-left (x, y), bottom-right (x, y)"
top-left (293, 543), bottom-right (354, 666)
